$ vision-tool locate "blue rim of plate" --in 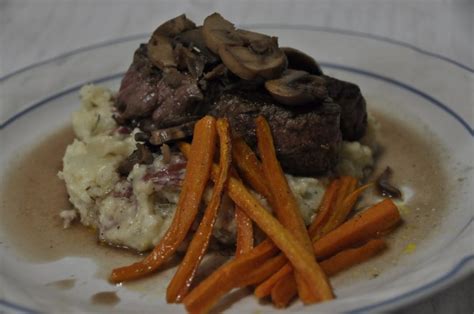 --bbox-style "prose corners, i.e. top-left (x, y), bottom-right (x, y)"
top-left (0, 26), bottom-right (472, 313)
